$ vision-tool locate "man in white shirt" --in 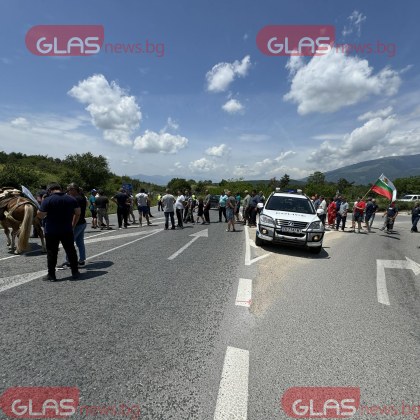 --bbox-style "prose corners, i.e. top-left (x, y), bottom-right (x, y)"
top-left (135, 188), bottom-right (151, 226)
top-left (175, 190), bottom-right (186, 229)
top-left (162, 189), bottom-right (176, 230)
